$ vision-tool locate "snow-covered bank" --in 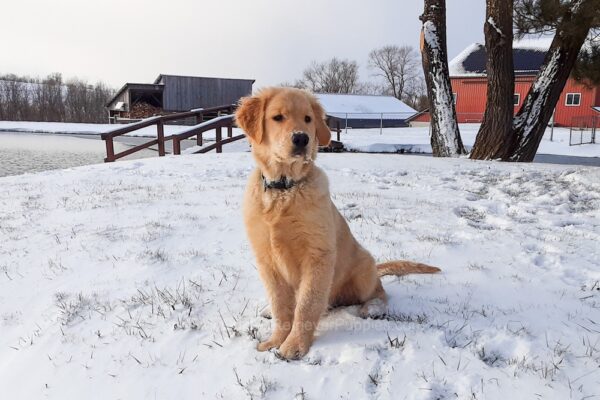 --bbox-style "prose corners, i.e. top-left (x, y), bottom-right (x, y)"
top-left (1, 154), bottom-right (599, 399)
top-left (342, 124), bottom-right (600, 158)
top-left (2, 120), bottom-right (597, 159)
